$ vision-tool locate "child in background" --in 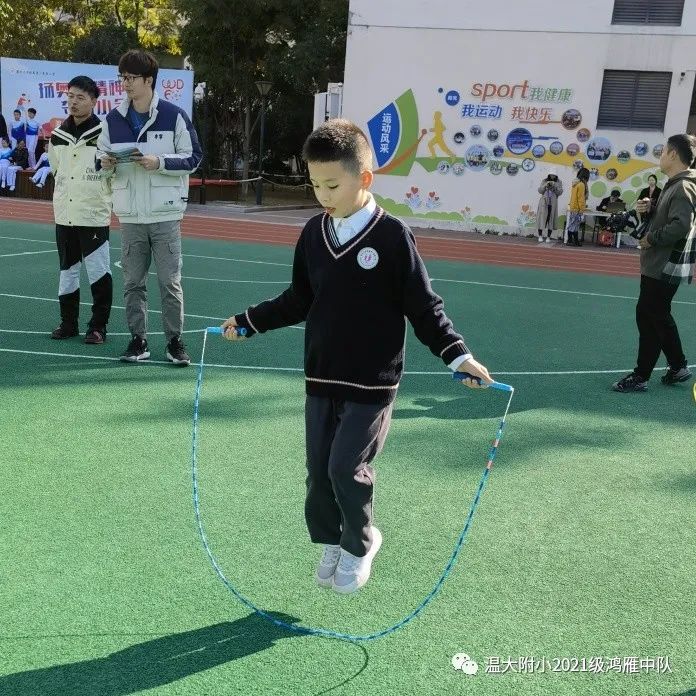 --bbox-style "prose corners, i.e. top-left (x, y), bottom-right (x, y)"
top-left (31, 151), bottom-right (51, 187)
top-left (220, 119), bottom-right (494, 594)
top-left (0, 138), bottom-right (12, 188)
top-left (25, 108), bottom-right (40, 169)
top-left (9, 109), bottom-right (25, 149)
top-left (567, 167), bottom-right (590, 246)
